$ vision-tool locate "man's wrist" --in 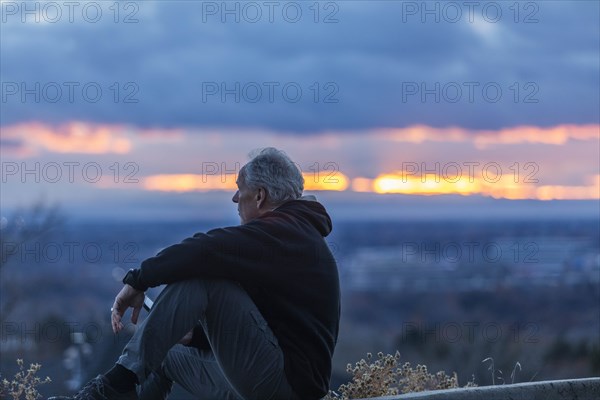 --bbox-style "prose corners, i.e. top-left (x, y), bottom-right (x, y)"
top-left (122, 269), bottom-right (146, 292)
